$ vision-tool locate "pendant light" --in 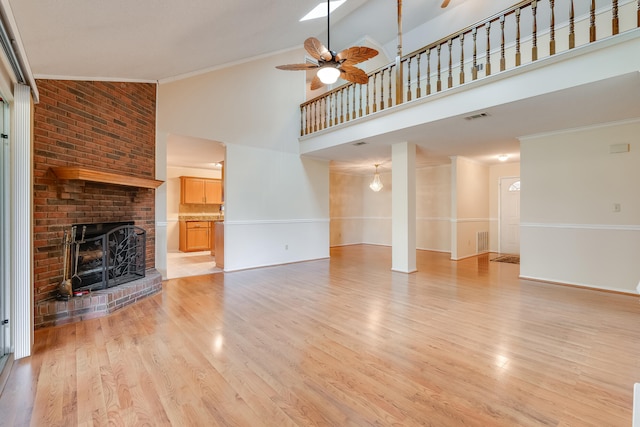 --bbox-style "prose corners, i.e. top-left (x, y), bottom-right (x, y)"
top-left (369, 164), bottom-right (383, 192)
